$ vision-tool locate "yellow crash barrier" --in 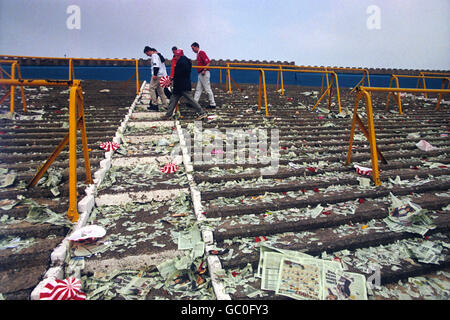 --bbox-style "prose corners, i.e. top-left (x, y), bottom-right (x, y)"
top-left (192, 65), bottom-right (269, 116)
top-left (0, 60), bottom-right (27, 113)
top-left (347, 86), bottom-right (450, 186)
top-left (386, 74), bottom-right (450, 114)
top-left (0, 79), bottom-right (93, 223)
top-left (220, 64), bottom-right (342, 113)
top-left (0, 55), bottom-right (141, 95)
top-left (416, 72), bottom-right (450, 98)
